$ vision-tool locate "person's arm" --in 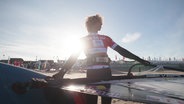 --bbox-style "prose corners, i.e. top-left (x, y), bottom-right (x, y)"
top-left (63, 53), bottom-right (80, 69)
top-left (52, 38), bottom-right (84, 79)
top-left (114, 45), bottom-right (150, 65)
top-left (52, 52), bottom-right (80, 79)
